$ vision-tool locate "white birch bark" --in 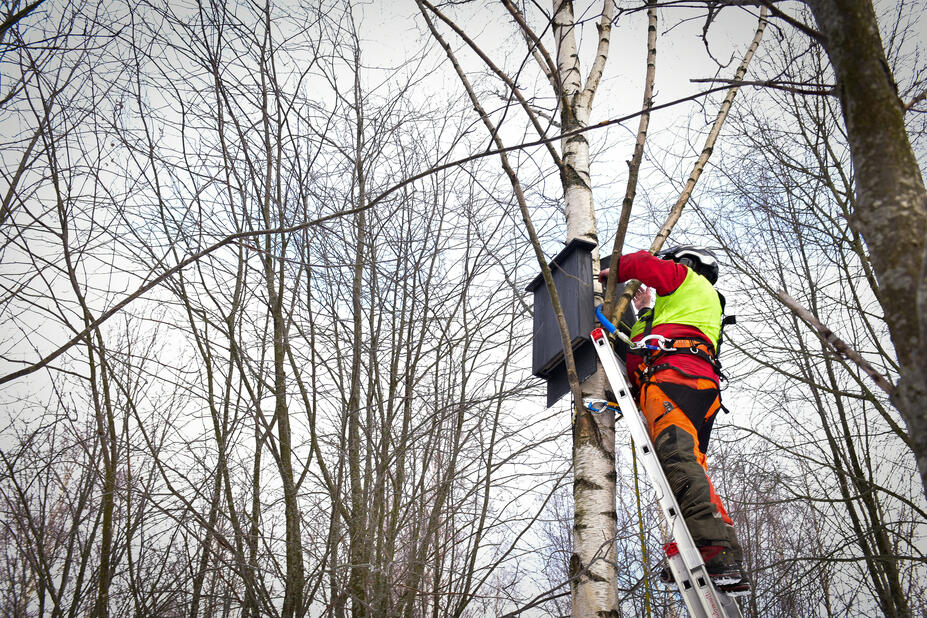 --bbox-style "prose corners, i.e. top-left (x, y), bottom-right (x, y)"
top-left (555, 1), bottom-right (603, 246)
top-left (552, 2), bottom-right (619, 616)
